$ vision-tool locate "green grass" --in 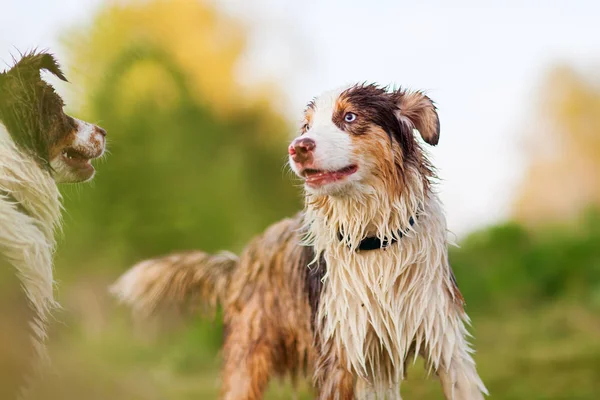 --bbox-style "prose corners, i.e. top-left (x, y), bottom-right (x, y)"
top-left (25, 213), bottom-right (600, 399)
top-left (28, 282), bottom-right (600, 399)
